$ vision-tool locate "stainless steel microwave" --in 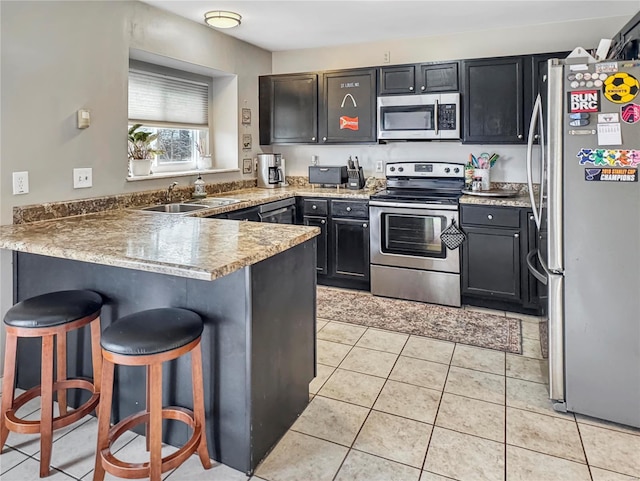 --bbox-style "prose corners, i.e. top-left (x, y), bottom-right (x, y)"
top-left (377, 93), bottom-right (460, 140)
